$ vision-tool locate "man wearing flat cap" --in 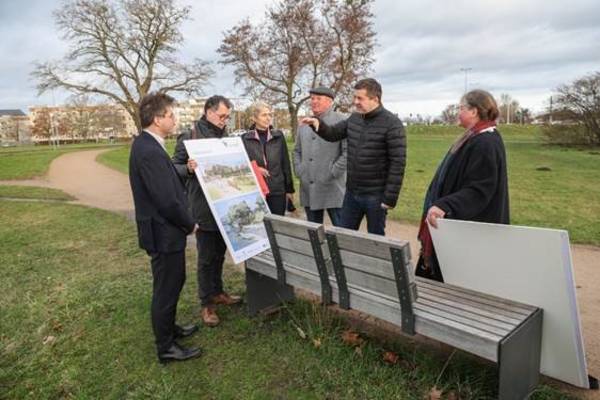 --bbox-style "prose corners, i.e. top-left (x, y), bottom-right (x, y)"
top-left (293, 86), bottom-right (346, 225)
